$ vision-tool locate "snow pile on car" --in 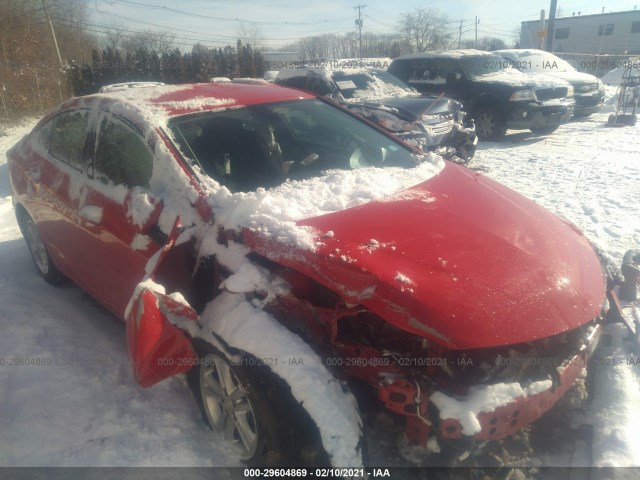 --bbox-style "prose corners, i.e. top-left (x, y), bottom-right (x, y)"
top-left (201, 156), bottom-right (445, 251)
